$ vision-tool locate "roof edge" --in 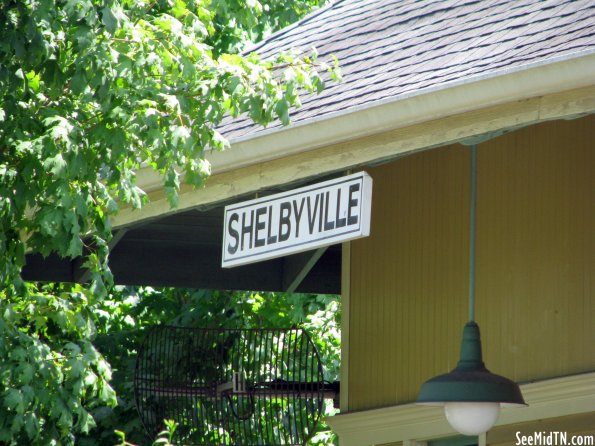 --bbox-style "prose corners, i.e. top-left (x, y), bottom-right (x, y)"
top-left (137, 50), bottom-right (595, 192)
